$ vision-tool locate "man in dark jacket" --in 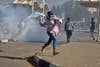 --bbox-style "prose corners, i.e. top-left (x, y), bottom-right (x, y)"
top-left (64, 17), bottom-right (74, 43)
top-left (90, 17), bottom-right (95, 40)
